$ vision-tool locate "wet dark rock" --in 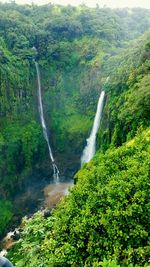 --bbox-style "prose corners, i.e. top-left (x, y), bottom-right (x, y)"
top-left (11, 231), bottom-right (20, 241)
top-left (44, 210), bottom-right (51, 219)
